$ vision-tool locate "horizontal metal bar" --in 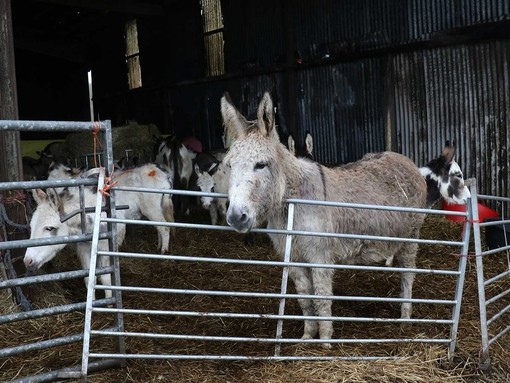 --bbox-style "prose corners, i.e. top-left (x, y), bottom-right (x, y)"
top-left (0, 231), bottom-right (112, 251)
top-left (92, 330), bottom-right (451, 345)
top-left (87, 353), bottom-right (397, 361)
top-left (99, 250), bottom-right (461, 276)
top-left (113, 185), bottom-right (467, 217)
top-left (60, 204), bottom-right (129, 223)
top-left (113, 185), bottom-right (199, 197)
top-left (102, 217), bottom-right (465, 247)
top-left (0, 325), bottom-right (118, 358)
top-left (488, 323), bottom-right (510, 346)
top-left (478, 194), bottom-right (510, 203)
top-left (479, 218), bottom-right (510, 227)
top-left (285, 197), bottom-right (466, 216)
top-left (0, 177), bottom-right (99, 191)
top-left (94, 285), bottom-right (456, 305)
top-left (487, 302), bottom-right (510, 326)
top-left (0, 233), bottom-right (92, 251)
top-left (92, 307), bottom-right (454, 325)
top-left (0, 266), bottom-right (113, 289)
top-left (8, 359), bottom-right (120, 383)
top-left (480, 245), bottom-right (510, 256)
top-left (0, 120), bottom-right (108, 132)
top-left (0, 298), bottom-right (115, 325)
top-left (484, 269), bottom-right (510, 287)
top-left (0, 333), bottom-right (83, 358)
top-left (485, 287), bottom-right (510, 306)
